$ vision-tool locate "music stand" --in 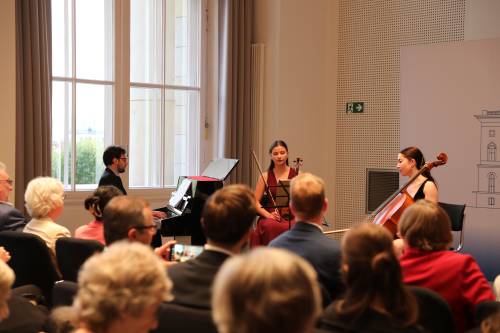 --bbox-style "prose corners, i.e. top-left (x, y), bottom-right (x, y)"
top-left (262, 179), bottom-right (293, 229)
